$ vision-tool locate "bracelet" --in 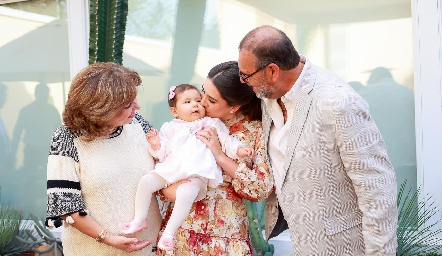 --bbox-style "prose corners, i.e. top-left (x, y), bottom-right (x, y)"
top-left (95, 229), bottom-right (108, 243)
